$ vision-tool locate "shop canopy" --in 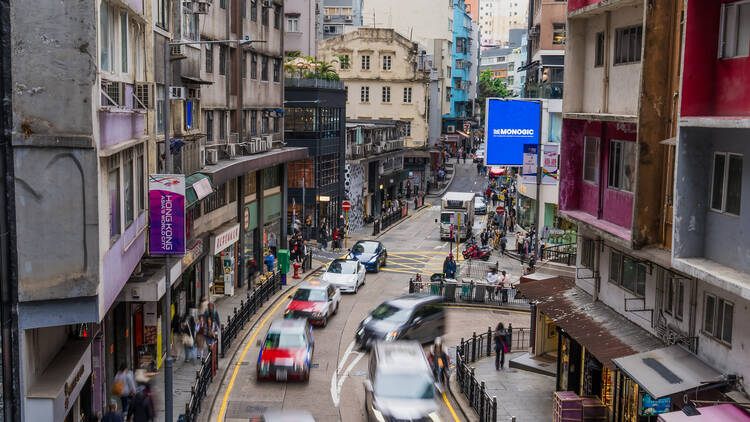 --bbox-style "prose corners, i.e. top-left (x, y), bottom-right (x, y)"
top-left (658, 404), bottom-right (750, 421)
top-left (516, 277), bottom-right (663, 369)
top-left (613, 345), bottom-right (723, 399)
top-left (186, 173), bottom-right (214, 208)
top-left (489, 168), bottom-right (506, 176)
